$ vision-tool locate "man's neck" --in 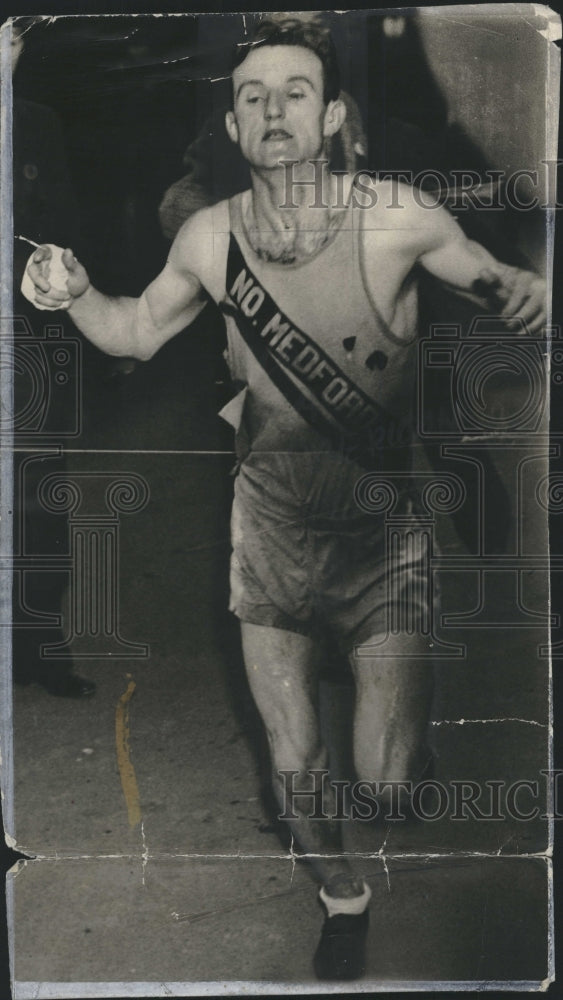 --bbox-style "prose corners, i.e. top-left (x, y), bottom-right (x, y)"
top-left (242, 163), bottom-right (351, 264)
top-left (250, 160), bottom-right (334, 234)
